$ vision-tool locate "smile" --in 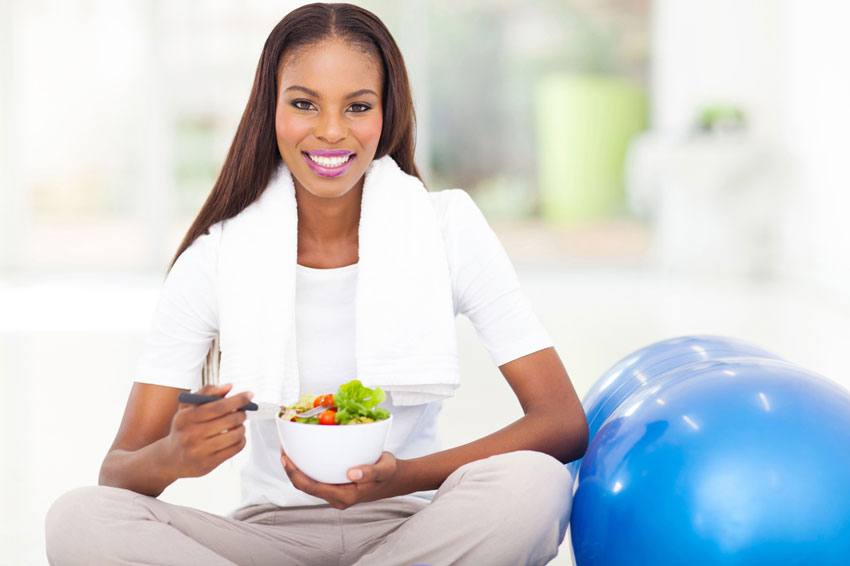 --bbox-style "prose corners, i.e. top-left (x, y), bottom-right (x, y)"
top-left (302, 151), bottom-right (356, 178)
